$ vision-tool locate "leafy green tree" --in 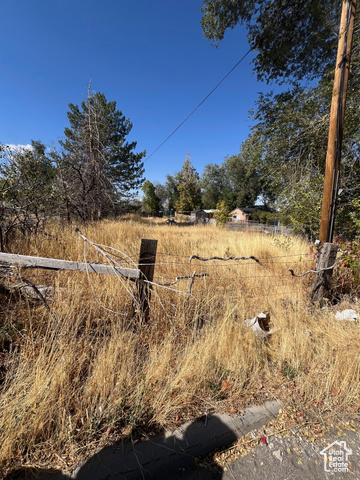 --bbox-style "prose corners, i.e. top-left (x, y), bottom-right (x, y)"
top-left (201, 163), bottom-right (229, 209)
top-left (56, 87), bottom-right (145, 221)
top-left (348, 199), bottom-right (360, 232)
top-left (174, 155), bottom-right (202, 213)
top-left (201, 144), bottom-right (262, 210)
top-left (201, 0), bottom-right (340, 83)
top-left (279, 172), bottom-right (324, 240)
top-left (0, 142), bottom-right (58, 210)
top-left (141, 180), bottom-right (161, 213)
top-left (242, 89), bottom-right (327, 215)
top-left (164, 174), bottom-right (179, 212)
top-left (224, 145), bottom-right (262, 208)
top-left (153, 182), bottom-right (168, 209)
top-left (152, 180), bottom-right (179, 211)
top-left (0, 141), bottom-right (58, 247)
